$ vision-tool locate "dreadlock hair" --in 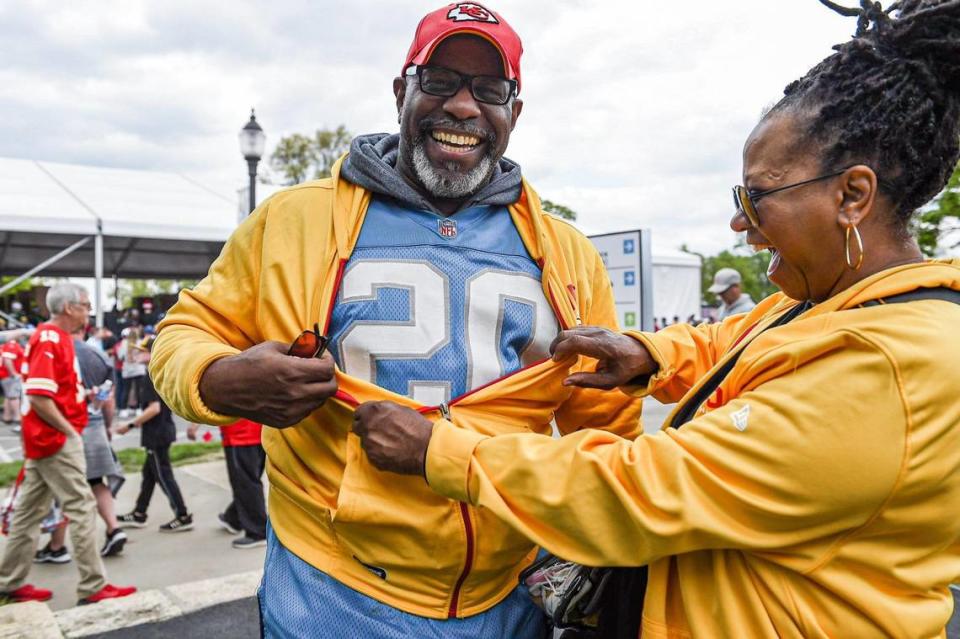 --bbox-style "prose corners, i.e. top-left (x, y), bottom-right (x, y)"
top-left (768, 0), bottom-right (960, 229)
